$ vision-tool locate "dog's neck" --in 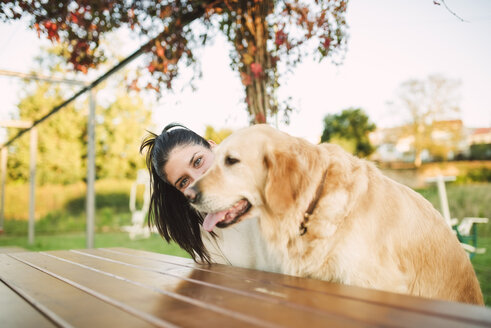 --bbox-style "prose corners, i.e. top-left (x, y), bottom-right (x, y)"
top-left (299, 170), bottom-right (328, 236)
